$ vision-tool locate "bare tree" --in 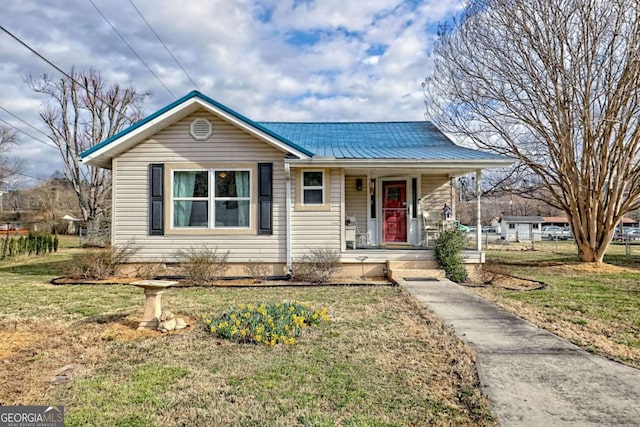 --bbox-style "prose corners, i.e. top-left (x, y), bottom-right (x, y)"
top-left (424, 0), bottom-right (640, 263)
top-left (28, 69), bottom-right (149, 221)
top-left (0, 126), bottom-right (23, 189)
top-left (27, 177), bottom-right (79, 221)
